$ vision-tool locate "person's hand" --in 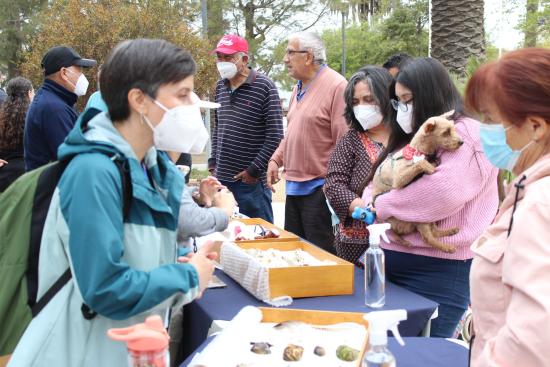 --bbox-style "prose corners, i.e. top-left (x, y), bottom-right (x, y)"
top-left (234, 170), bottom-right (258, 184)
top-left (177, 242), bottom-right (218, 263)
top-left (0, 159), bottom-right (7, 168)
top-left (199, 176), bottom-right (225, 207)
top-left (266, 160), bottom-right (280, 193)
top-left (348, 197), bottom-right (366, 215)
top-left (367, 201), bottom-right (377, 214)
top-left (212, 189), bottom-right (237, 217)
top-left (186, 242), bottom-right (217, 296)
